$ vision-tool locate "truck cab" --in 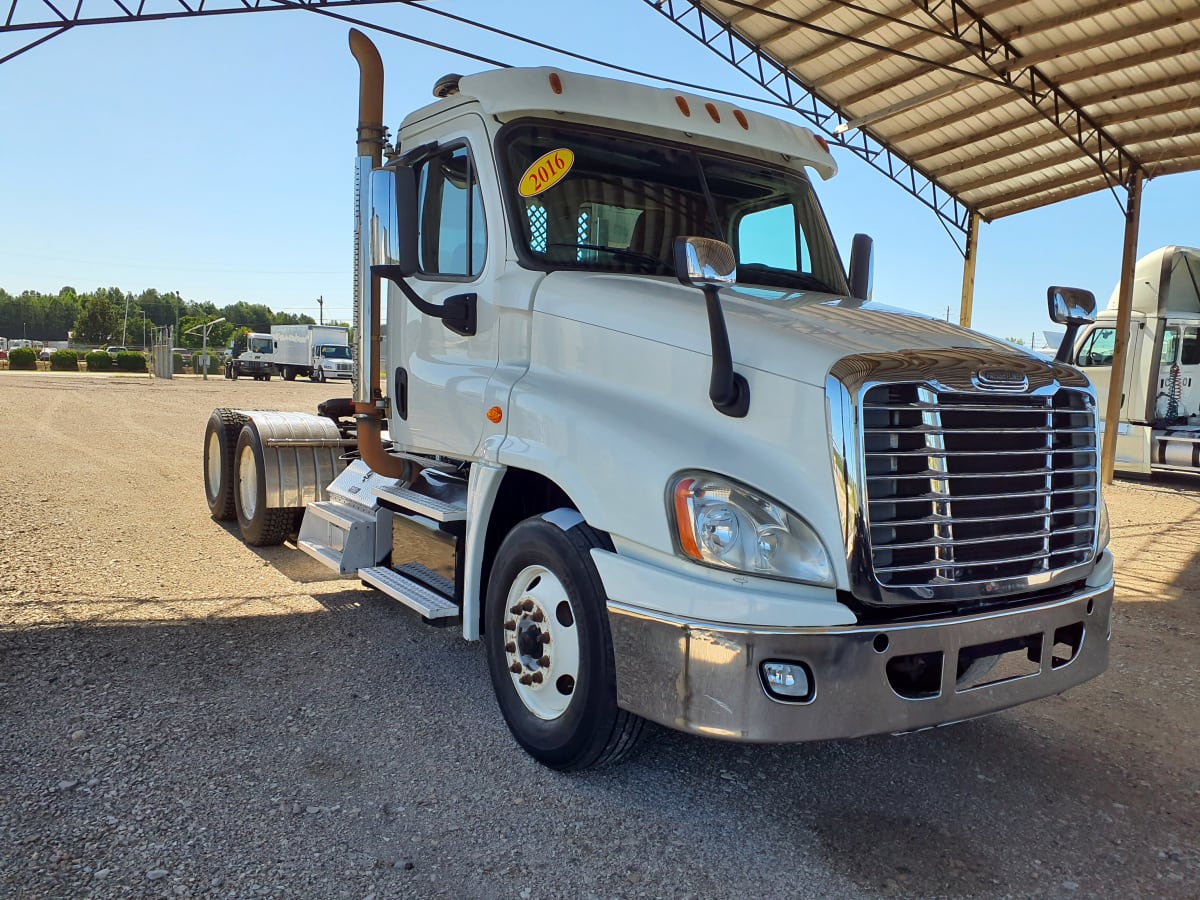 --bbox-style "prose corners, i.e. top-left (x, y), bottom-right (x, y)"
top-left (225, 331), bottom-right (274, 381)
top-left (1068, 246), bottom-right (1200, 474)
top-left (202, 32), bottom-right (1113, 771)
